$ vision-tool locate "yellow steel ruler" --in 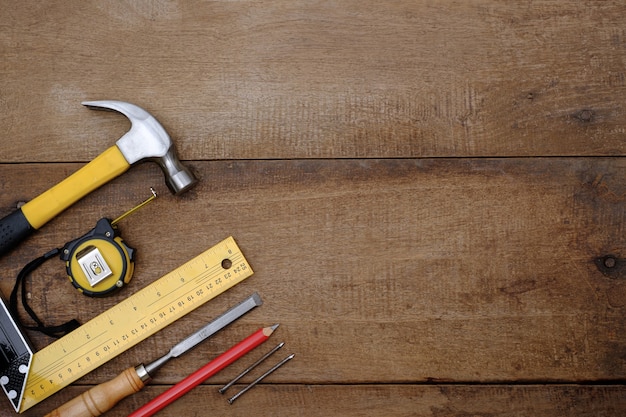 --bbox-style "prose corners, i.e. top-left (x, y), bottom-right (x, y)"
top-left (19, 236), bottom-right (253, 412)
